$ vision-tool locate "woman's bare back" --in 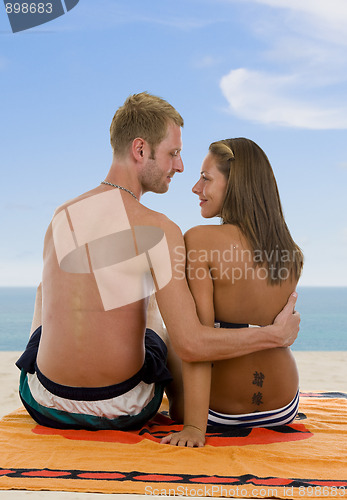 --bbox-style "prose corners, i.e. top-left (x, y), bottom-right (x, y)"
top-left (187, 223), bottom-right (299, 414)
